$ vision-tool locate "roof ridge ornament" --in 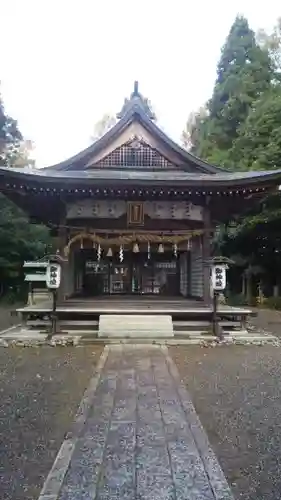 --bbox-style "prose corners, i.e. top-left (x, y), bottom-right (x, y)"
top-left (132, 80), bottom-right (139, 98)
top-left (116, 81), bottom-right (156, 120)
top-left (129, 134), bottom-right (142, 149)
